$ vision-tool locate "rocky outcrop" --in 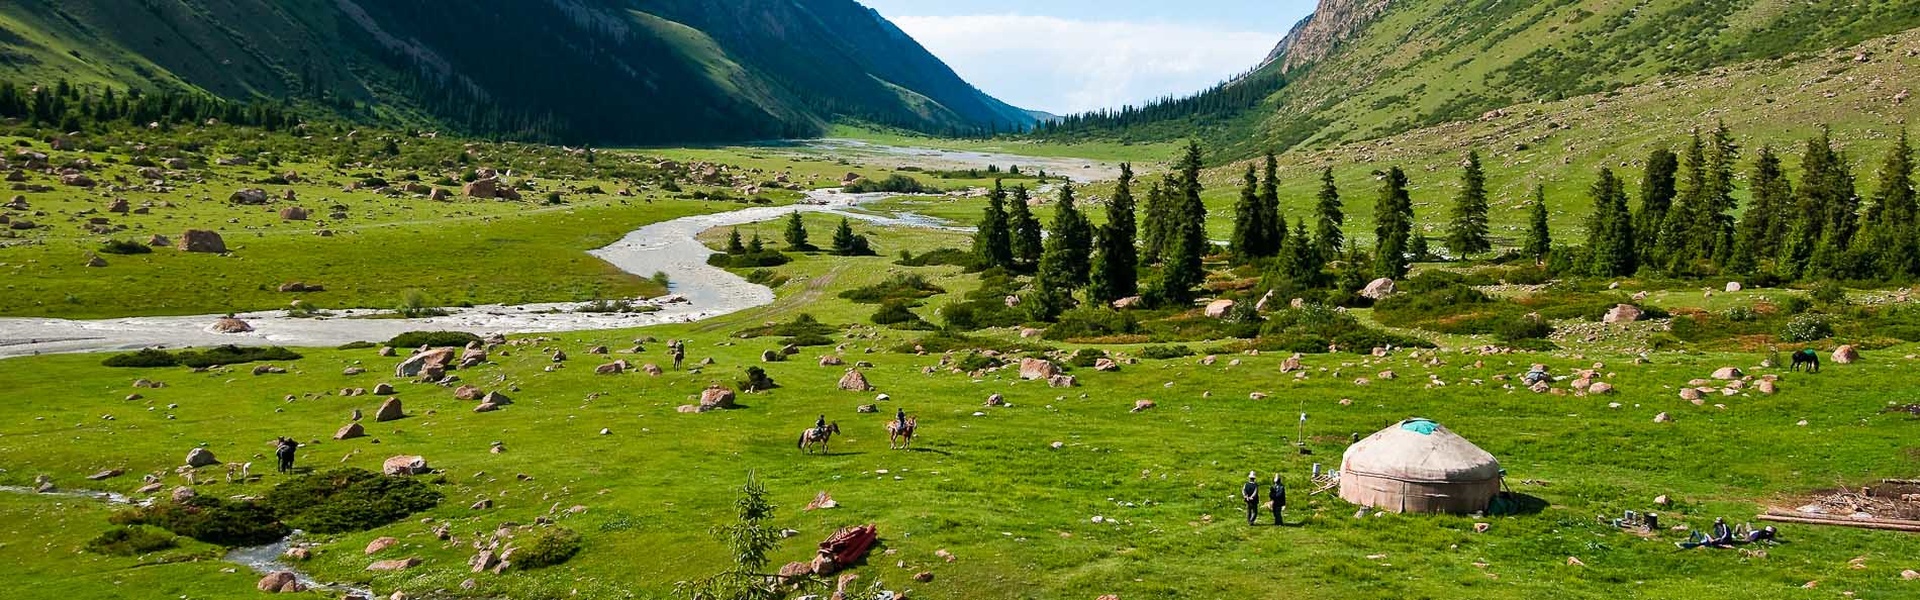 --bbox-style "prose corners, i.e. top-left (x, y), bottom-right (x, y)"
top-left (382, 455), bottom-right (429, 476)
top-left (1258, 0), bottom-right (1395, 72)
top-left (837, 369), bottom-right (874, 392)
top-left (180, 229), bottom-right (227, 253)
